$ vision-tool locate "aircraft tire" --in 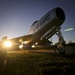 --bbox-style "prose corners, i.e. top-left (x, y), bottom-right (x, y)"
top-left (58, 46), bottom-right (65, 54)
